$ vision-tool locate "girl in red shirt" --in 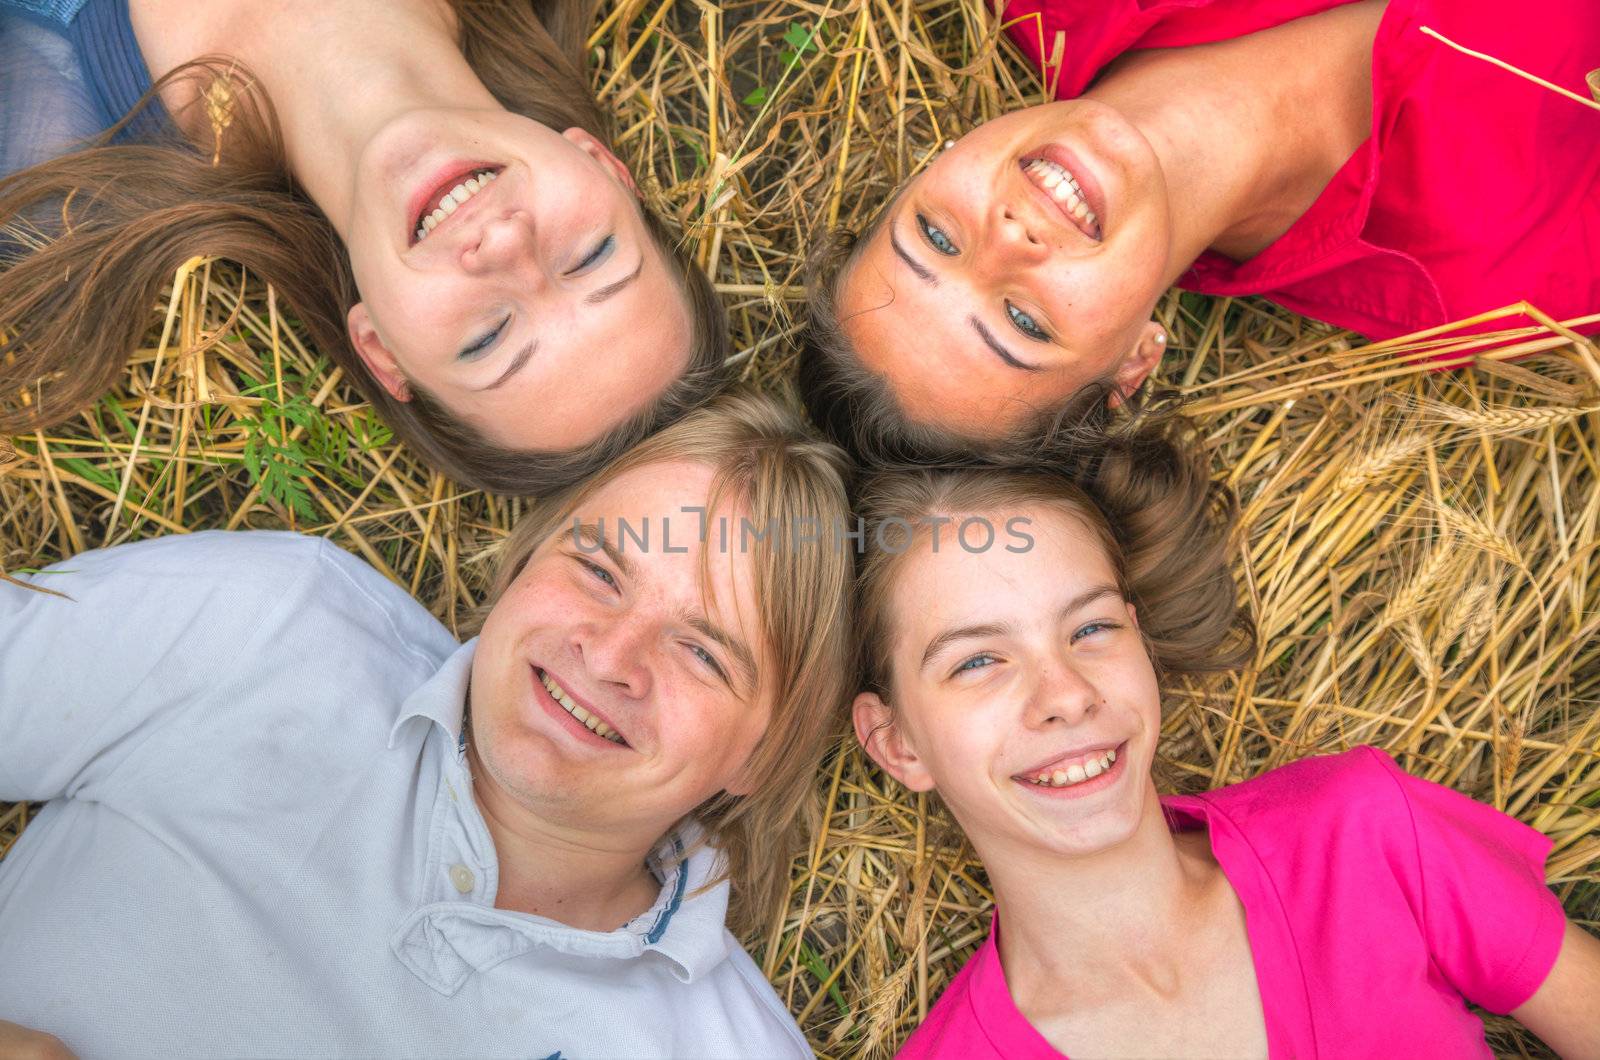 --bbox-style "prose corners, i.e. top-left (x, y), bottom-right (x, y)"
top-left (801, 0), bottom-right (1599, 461)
